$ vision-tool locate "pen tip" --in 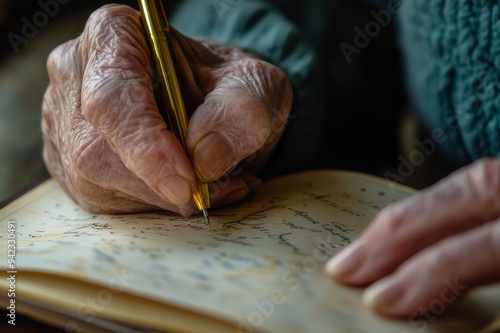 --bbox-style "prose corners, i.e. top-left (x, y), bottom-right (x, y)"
top-left (202, 209), bottom-right (210, 227)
